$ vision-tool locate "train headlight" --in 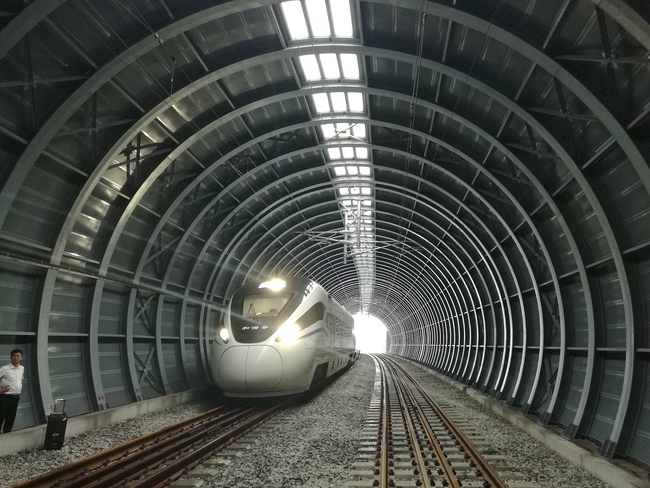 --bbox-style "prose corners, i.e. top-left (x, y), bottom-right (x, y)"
top-left (218, 327), bottom-right (230, 343)
top-left (259, 279), bottom-right (286, 291)
top-left (275, 323), bottom-right (300, 342)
